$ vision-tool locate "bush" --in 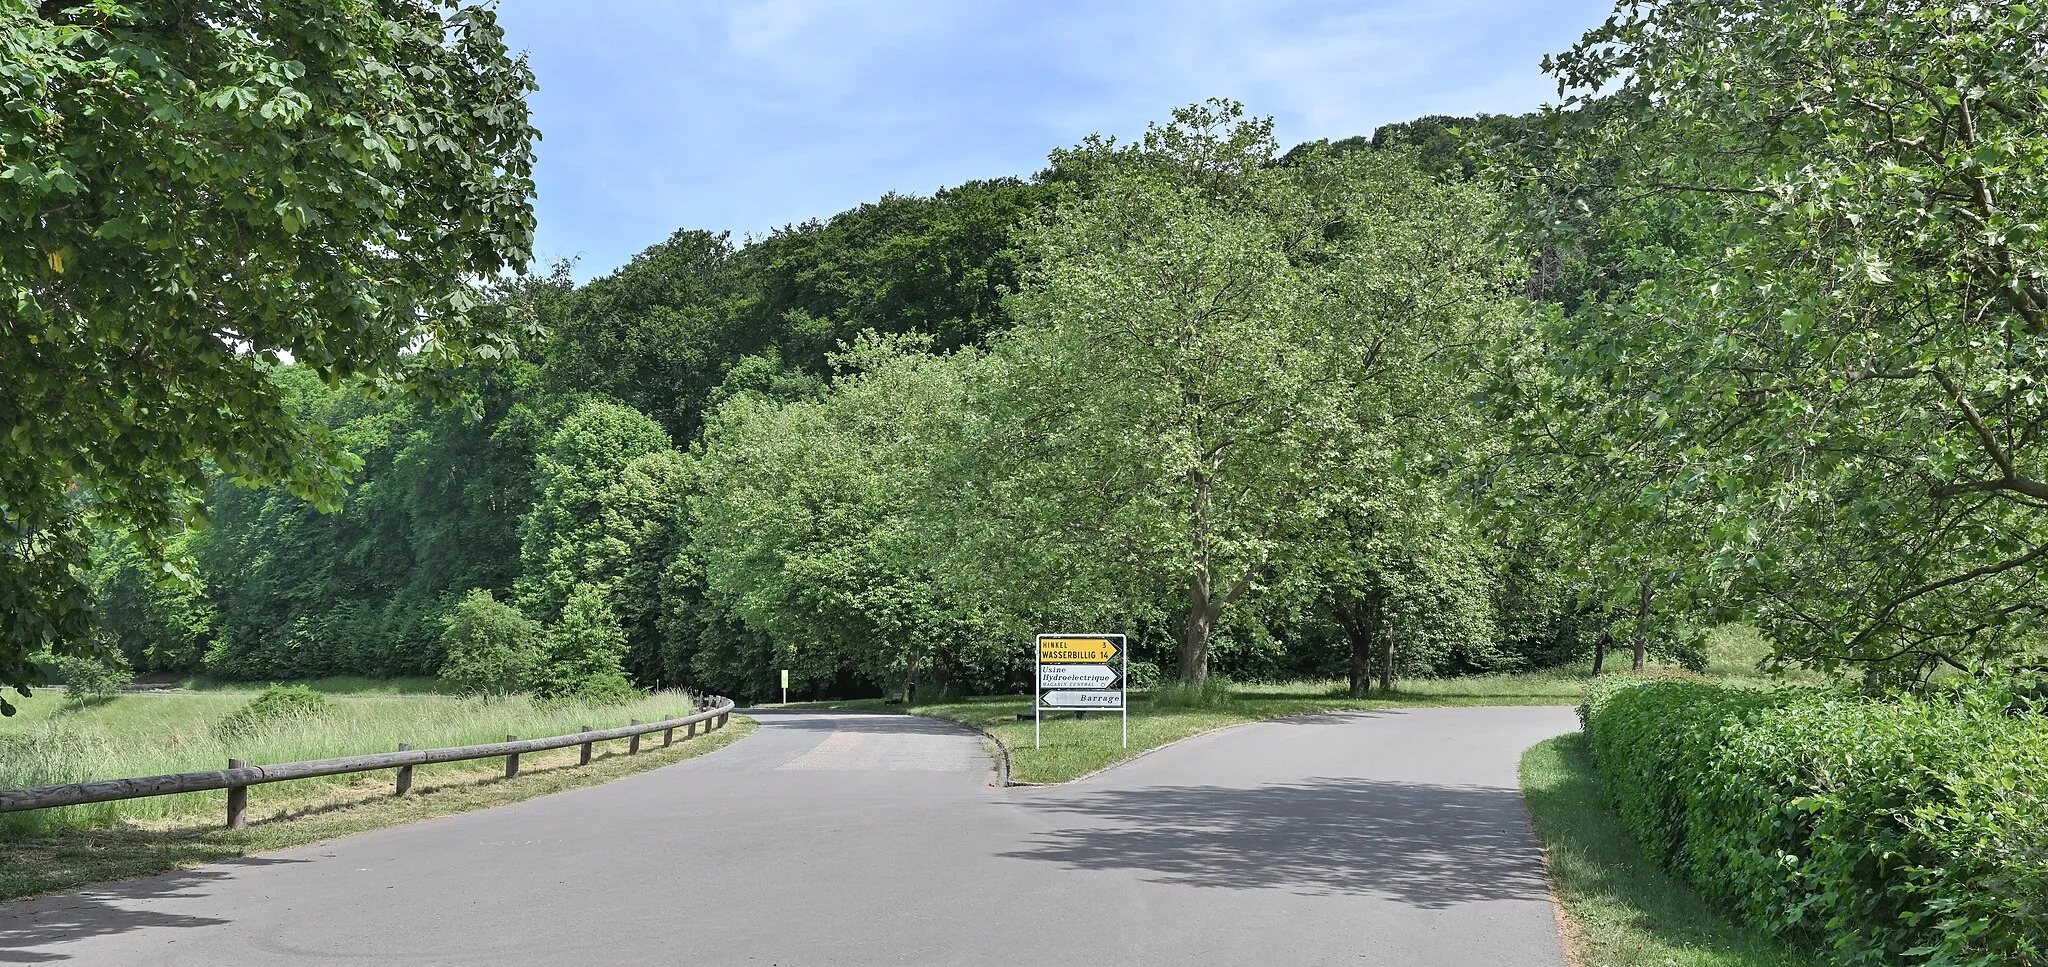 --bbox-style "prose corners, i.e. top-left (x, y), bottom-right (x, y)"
top-left (1124, 660), bottom-right (1162, 691)
top-left (534, 585), bottom-right (638, 703)
top-left (37, 649), bottom-right (134, 704)
top-left (1580, 677), bottom-right (2048, 967)
top-left (438, 589), bottom-right (544, 697)
top-left (216, 685), bottom-right (329, 740)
